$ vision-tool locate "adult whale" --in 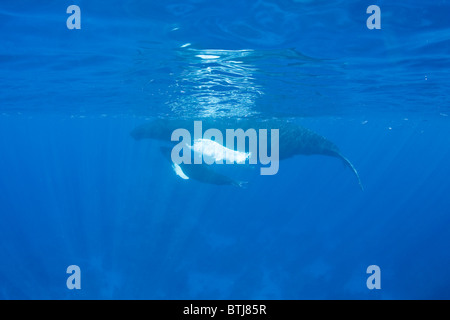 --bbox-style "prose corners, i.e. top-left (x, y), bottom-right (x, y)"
top-left (131, 118), bottom-right (363, 190)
